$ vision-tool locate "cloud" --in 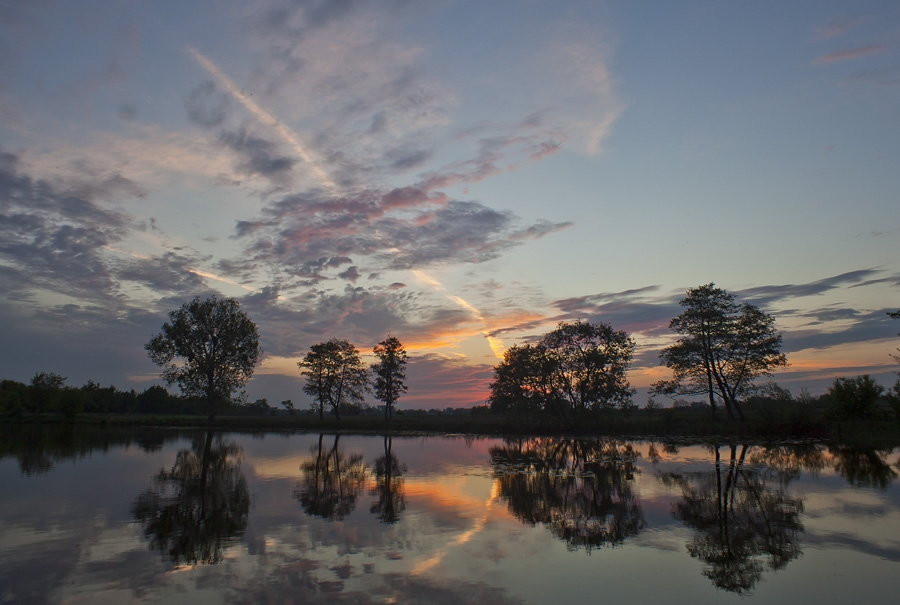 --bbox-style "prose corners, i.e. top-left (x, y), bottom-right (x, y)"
top-left (115, 250), bottom-right (211, 295)
top-left (219, 128), bottom-right (296, 182)
top-left (229, 184), bottom-right (569, 284)
top-left (813, 45), bottom-right (887, 64)
top-left (0, 149), bottom-right (130, 301)
top-left (780, 309), bottom-right (898, 352)
top-left (337, 265), bottom-right (360, 282)
top-left (735, 269), bottom-right (882, 306)
top-left (185, 81), bottom-right (231, 128)
top-left (402, 354), bottom-right (494, 408)
top-left (812, 17), bottom-right (862, 41)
